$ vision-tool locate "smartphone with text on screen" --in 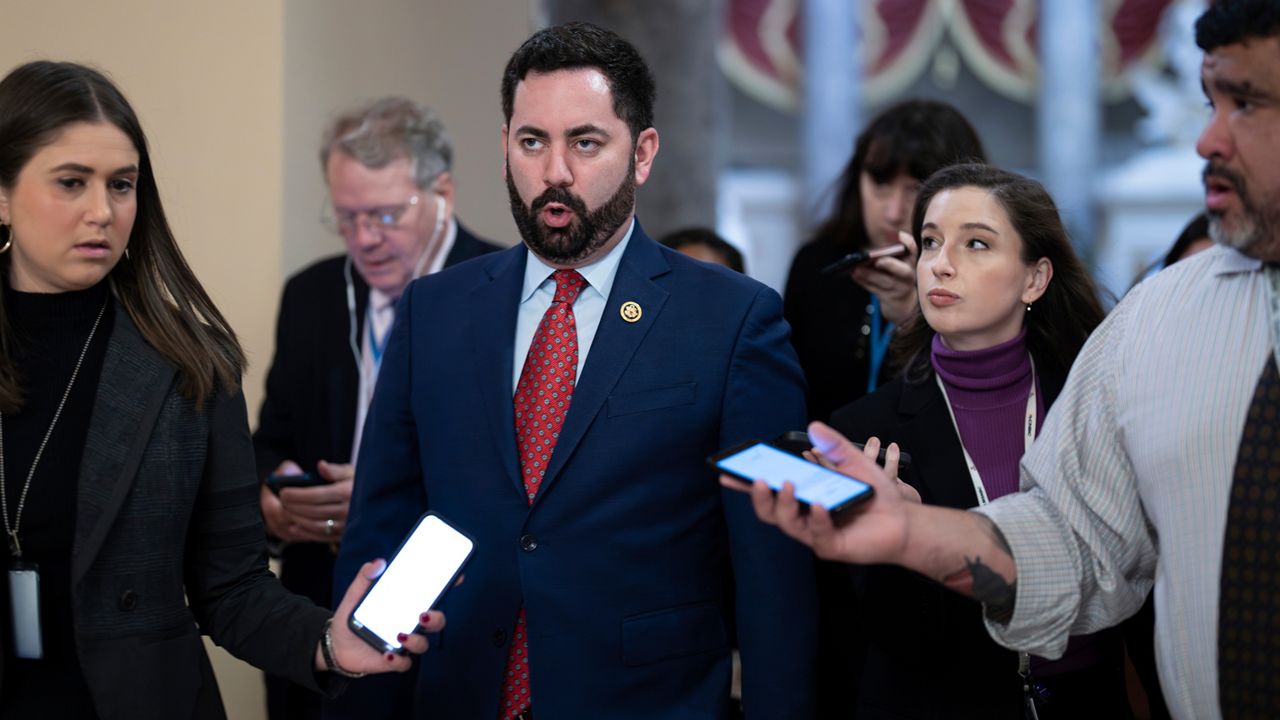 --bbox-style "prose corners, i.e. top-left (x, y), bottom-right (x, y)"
top-left (710, 441), bottom-right (875, 514)
top-left (348, 512), bottom-right (474, 653)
